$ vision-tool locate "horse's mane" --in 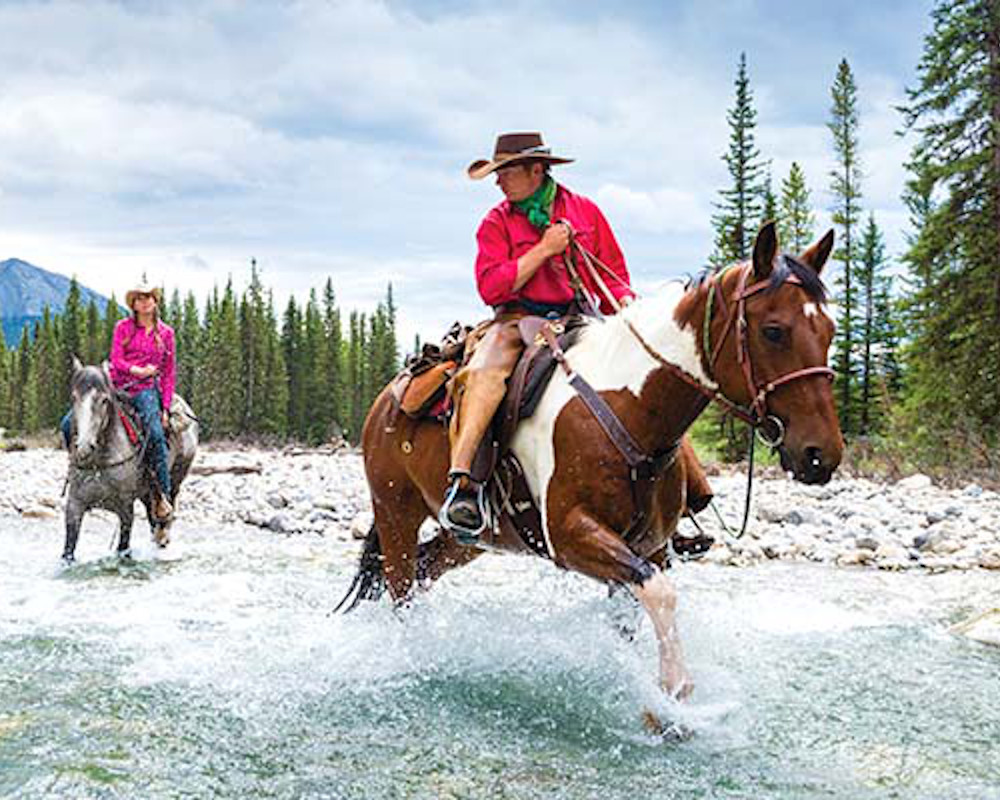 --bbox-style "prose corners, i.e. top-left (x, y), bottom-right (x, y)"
top-left (689, 255), bottom-right (827, 303)
top-left (73, 365), bottom-right (110, 395)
